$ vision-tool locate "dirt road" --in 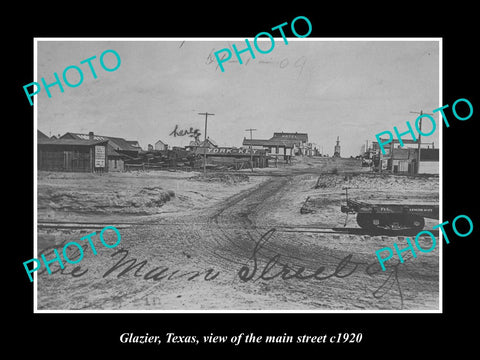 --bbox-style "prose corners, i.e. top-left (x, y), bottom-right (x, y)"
top-left (36, 167), bottom-right (439, 311)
